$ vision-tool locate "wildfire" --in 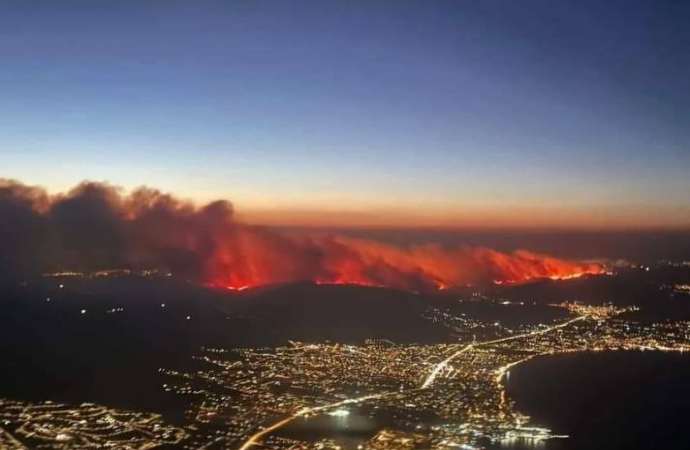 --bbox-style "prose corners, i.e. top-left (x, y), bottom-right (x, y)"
top-left (218, 284), bottom-right (251, 291)
top-left (0, 179), bottom-right (607, 293)
top-left (493, 270), bottom-right (600, 286)
top-left (204, 233), bottom-right (606, 292)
